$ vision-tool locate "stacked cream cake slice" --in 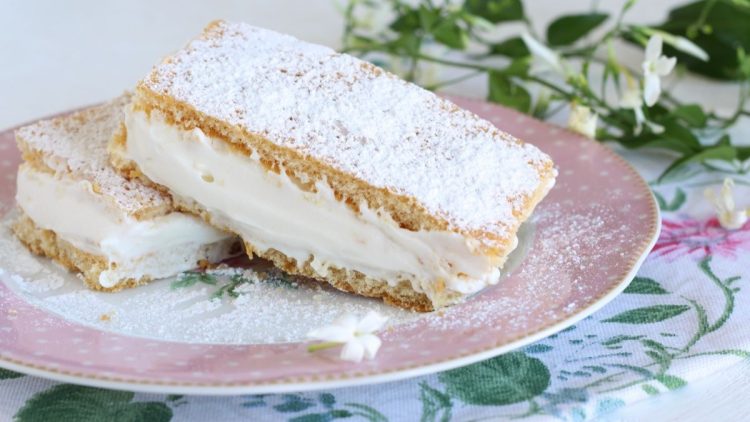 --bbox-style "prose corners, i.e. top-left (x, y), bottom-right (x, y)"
top-left (104, 20), bottom-right (557, 311)
top-left (13, 94), bottom-right (240, 291)
top-left (13, 21), bottom-right (555, 309)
